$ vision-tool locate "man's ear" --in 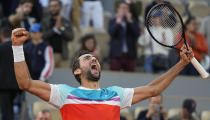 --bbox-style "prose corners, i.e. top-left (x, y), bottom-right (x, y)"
top-left (74, 68), bottom-right (82, 75)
